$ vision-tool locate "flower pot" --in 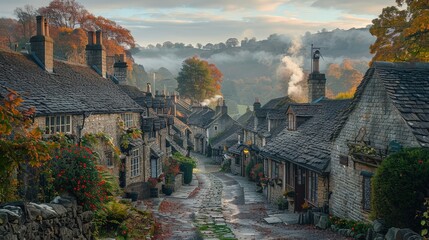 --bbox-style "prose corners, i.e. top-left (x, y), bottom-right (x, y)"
top-left (125, 191), bottom-right (138, 201)
top-left (163, 185), bottom-right (174, 196)
top-left (150, 188), bottom-right (158, 198)
top-left (180, 163), bottom-right (193, 184)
